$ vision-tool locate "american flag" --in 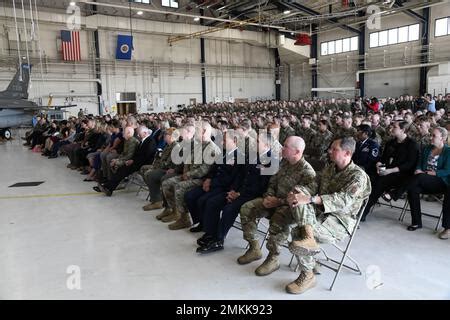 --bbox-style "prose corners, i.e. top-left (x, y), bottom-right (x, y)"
top-left (61, 30), bottom-right (81, 61)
